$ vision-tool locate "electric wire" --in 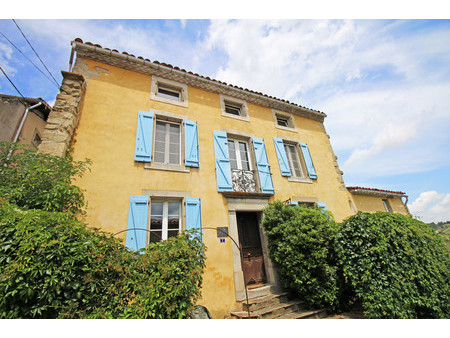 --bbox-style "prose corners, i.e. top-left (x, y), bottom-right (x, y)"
top-left (12, 19), bottom-right (60, 88)
top-left (0, 65), bottom-right (28, 106)
top-left (0, 30), bottom-right (60, 90)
